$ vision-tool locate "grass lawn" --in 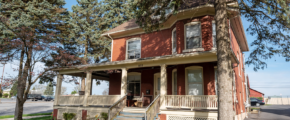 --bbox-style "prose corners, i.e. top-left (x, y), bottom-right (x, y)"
top-left (24, 116), bottom-right (52, 120)
top-left (0, 113), bottom-right (51, 119)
